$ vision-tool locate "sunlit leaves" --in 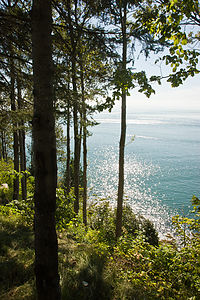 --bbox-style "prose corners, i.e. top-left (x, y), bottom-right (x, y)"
top-left (112, 64), bottom-right (157, 99)
top-left (136, 0), bottom-right (200, 87)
